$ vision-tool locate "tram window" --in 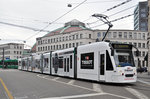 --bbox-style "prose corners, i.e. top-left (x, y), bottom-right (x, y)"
top-left (67, 58), bottom-right (69, 72)
top-left (58, 57), bottom-right (63, 68)
top-left (70, 55), bottom-right (72, 69)
top-left (44, 58), bottom-right (48, 68)
top-left (53, 57), bottom-right (59, 67)
top-left (64, 58), bottom-right (66, 72)
top-left (106, 50), bottom-right (113, 70)
top-left (100, 54), bottom-right (104, 75)
top-left (52, 58), bottom-right (55, 67)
